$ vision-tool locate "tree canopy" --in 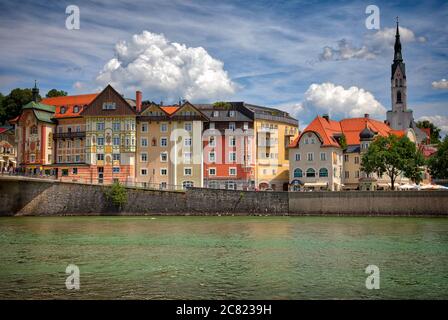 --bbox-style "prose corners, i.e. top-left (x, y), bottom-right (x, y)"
top-left (427, 136), bottom-right (448, 179)
top-left (416, 120), bottom-right (441, 144)
top-left (361, 135), bottom-right (425, 189)
top-left (0, 88), bottom-right (37, 124)
top-left (46, 89), bottom-right (68, 98)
